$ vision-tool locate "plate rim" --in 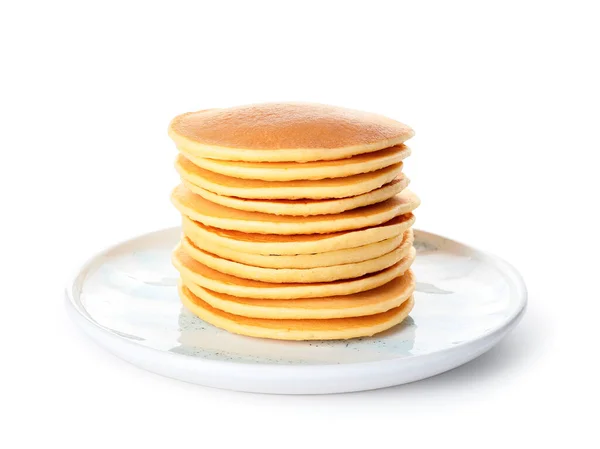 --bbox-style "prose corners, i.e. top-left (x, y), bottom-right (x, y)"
top-left (65, 226), bottom-right (528, 374)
